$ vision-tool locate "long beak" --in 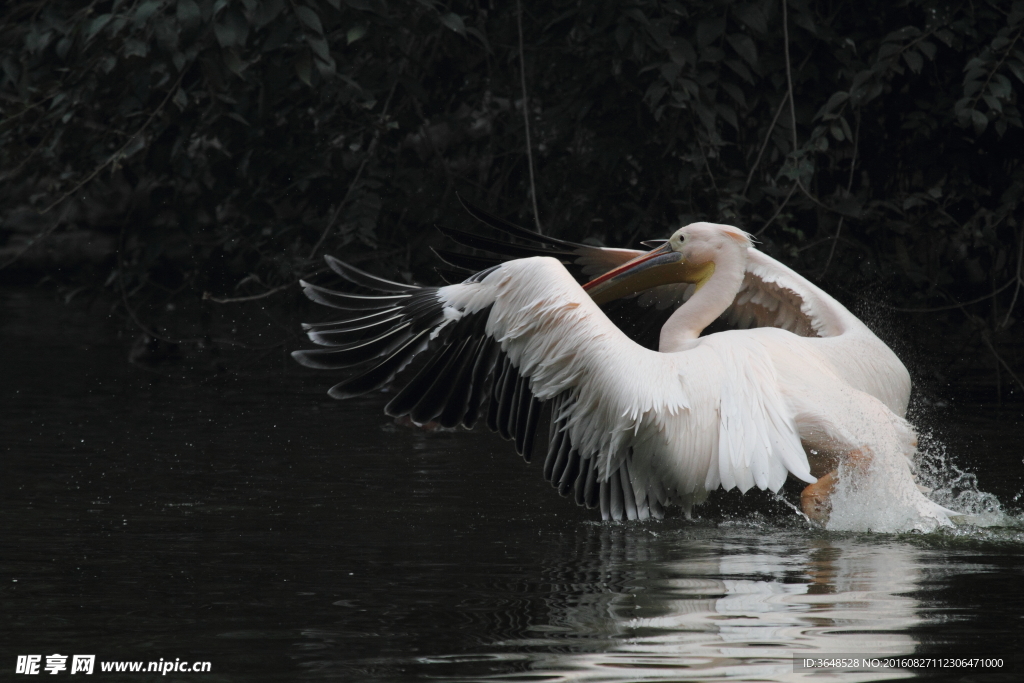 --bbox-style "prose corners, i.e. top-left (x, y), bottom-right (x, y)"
top-left (582, 243), bottom-right (717, 305)
top-left (582, 243), bottom-right (682, 305)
